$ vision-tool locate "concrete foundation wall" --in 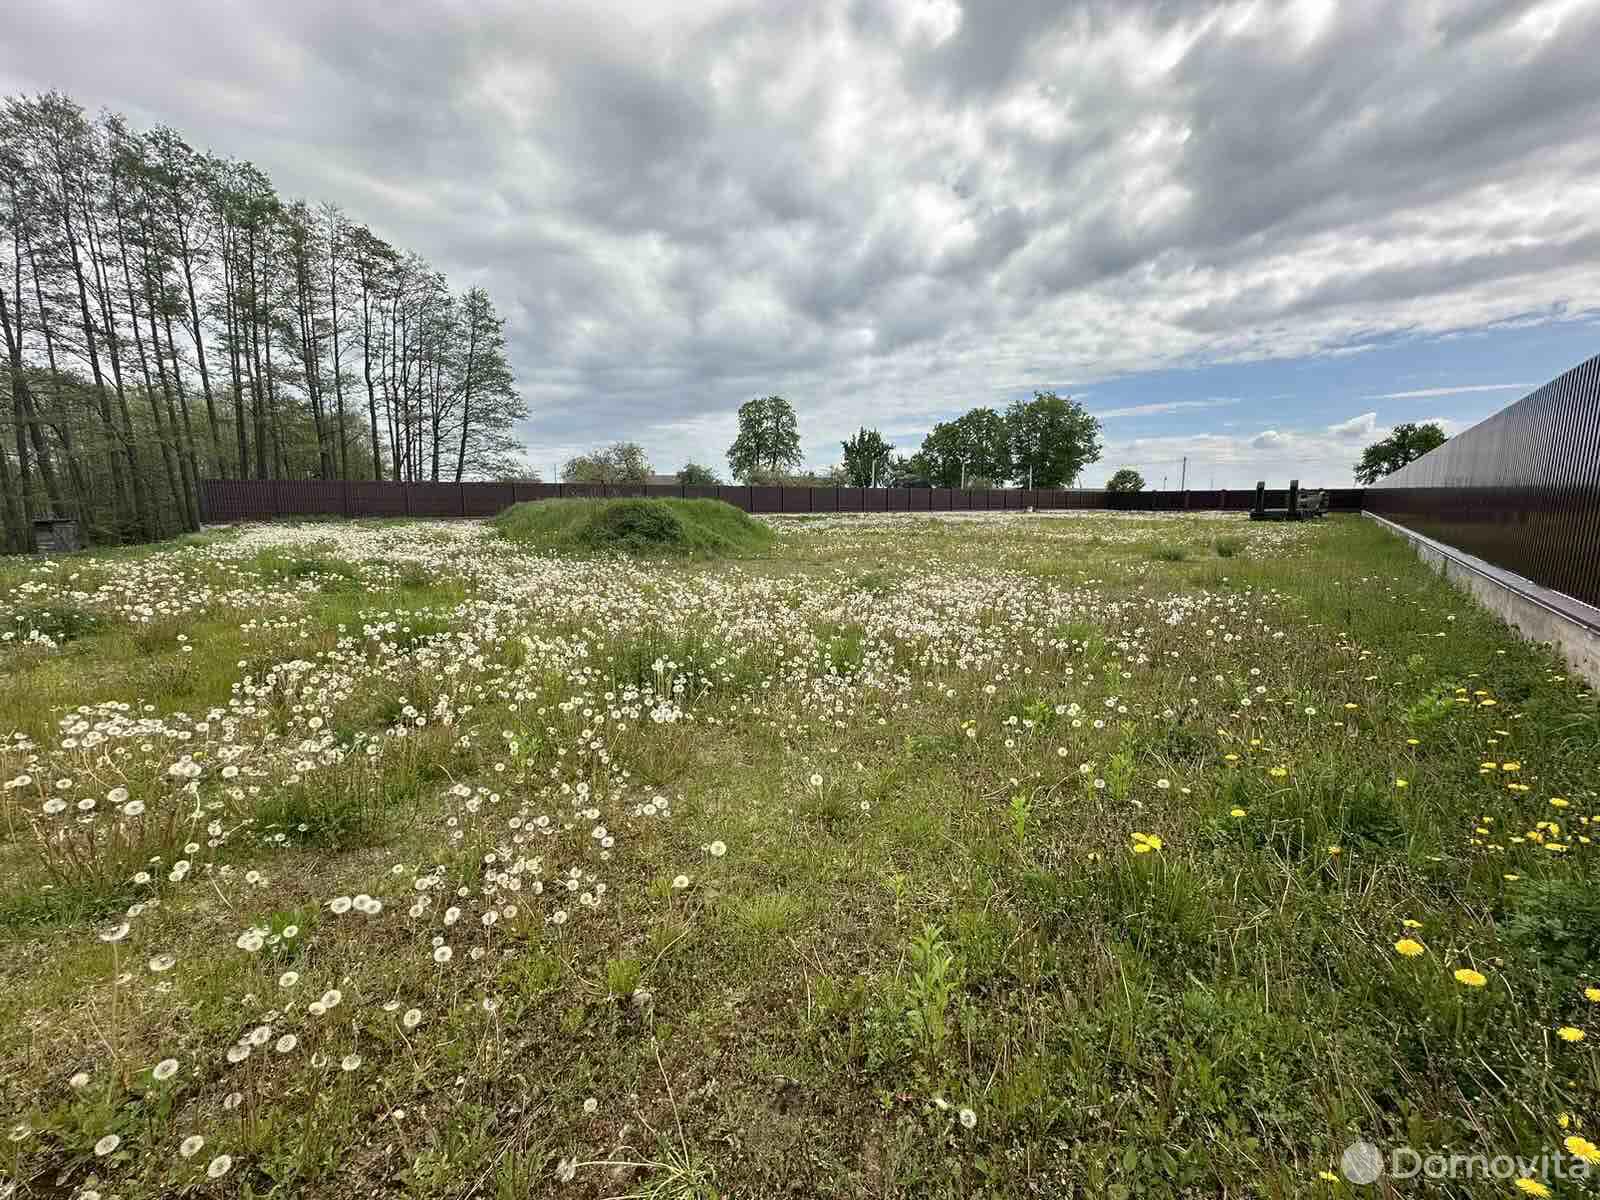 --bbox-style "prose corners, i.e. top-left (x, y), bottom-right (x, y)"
top-left (1366, 513), bottom-right (1600, 690)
